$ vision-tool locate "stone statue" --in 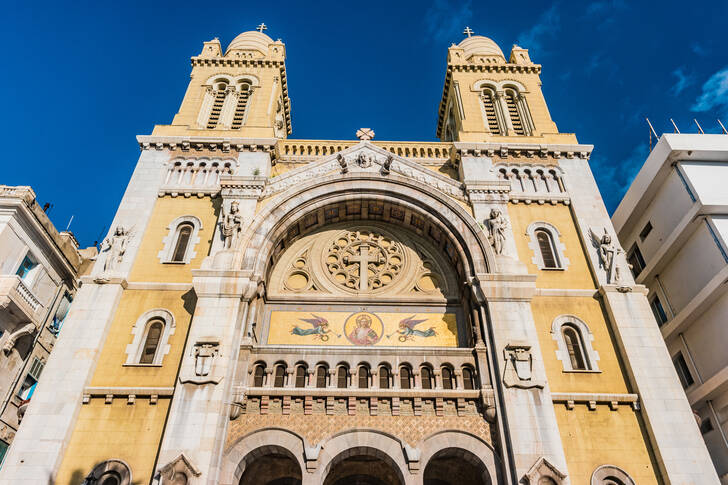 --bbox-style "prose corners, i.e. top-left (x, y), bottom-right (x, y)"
top-left (381, 155), bottom-right (392, 175)
top-left (273, 97), bottom-right (285, 138)
top-left (337, 154), bottom-right (348, 174)
top-left (220, 201), bottom-right (243, 249)
top-left (486, 209), bottom-right (507, 255)
top-left (100, 226), bottom-right (130, 273)
top-left (589, 228), bottom-right (622, 283)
